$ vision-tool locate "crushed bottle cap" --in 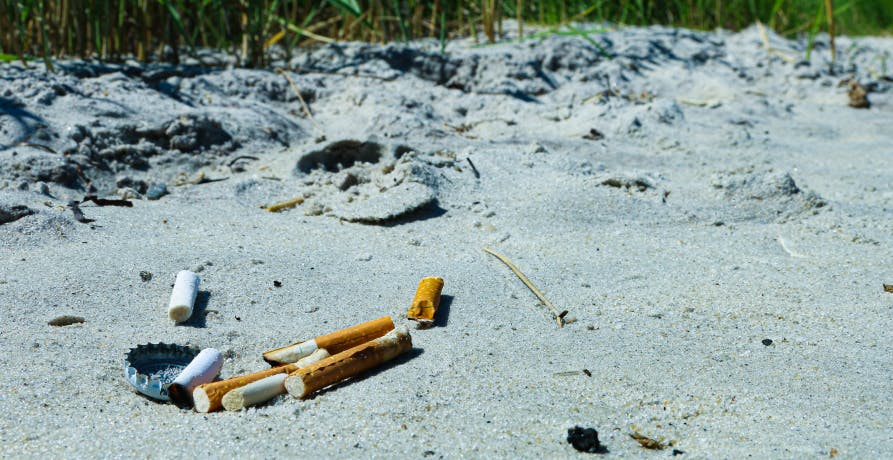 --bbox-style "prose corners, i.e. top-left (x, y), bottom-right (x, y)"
top-left (124, 343), bottom-right (200, 401)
